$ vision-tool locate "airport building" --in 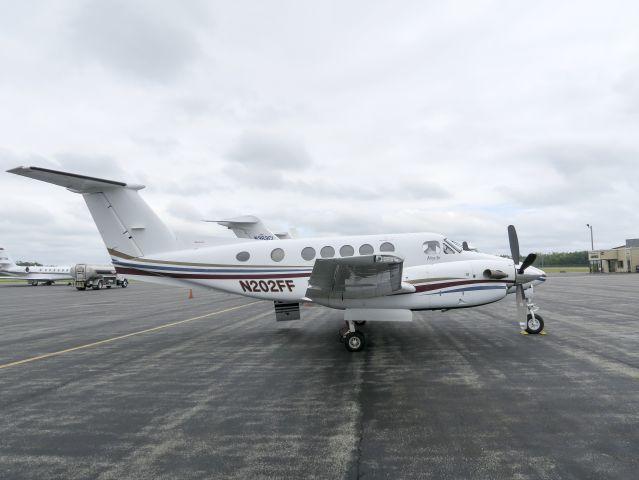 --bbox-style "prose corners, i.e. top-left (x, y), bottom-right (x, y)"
top-left (589, 239), bottom-right (639, 273)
